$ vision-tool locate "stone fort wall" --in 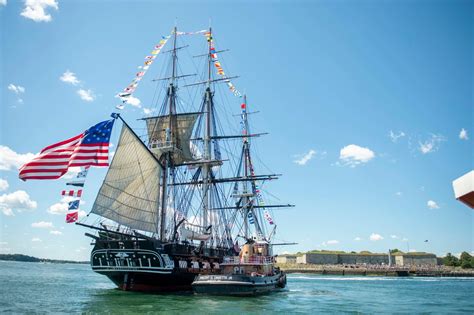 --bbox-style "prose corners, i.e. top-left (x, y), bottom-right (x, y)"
top-left (296, 253), bottom-right (389, 265)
